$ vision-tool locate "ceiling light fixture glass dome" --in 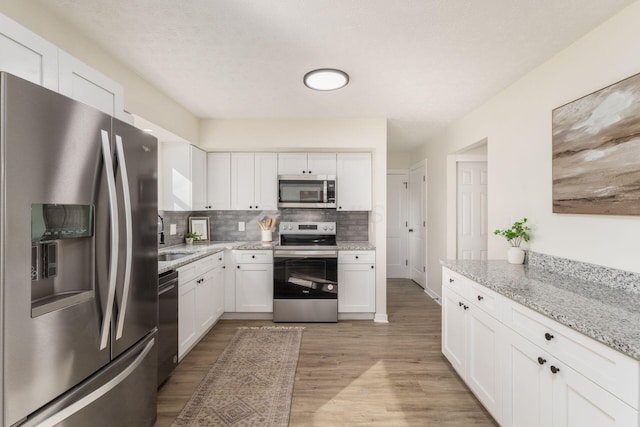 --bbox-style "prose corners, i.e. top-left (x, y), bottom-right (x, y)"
top-left (304, 68), bottom-right (349, 91)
